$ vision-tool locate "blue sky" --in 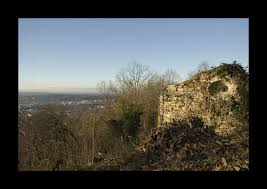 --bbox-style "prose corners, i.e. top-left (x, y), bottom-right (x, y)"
top-left (19, 18), bottom-right (248, 93)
